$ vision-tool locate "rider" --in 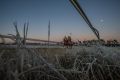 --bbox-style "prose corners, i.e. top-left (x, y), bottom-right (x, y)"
top-left (63, 36), bottom-right (67, 47)
top-left (67, 36), bottom-right (72, 48)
